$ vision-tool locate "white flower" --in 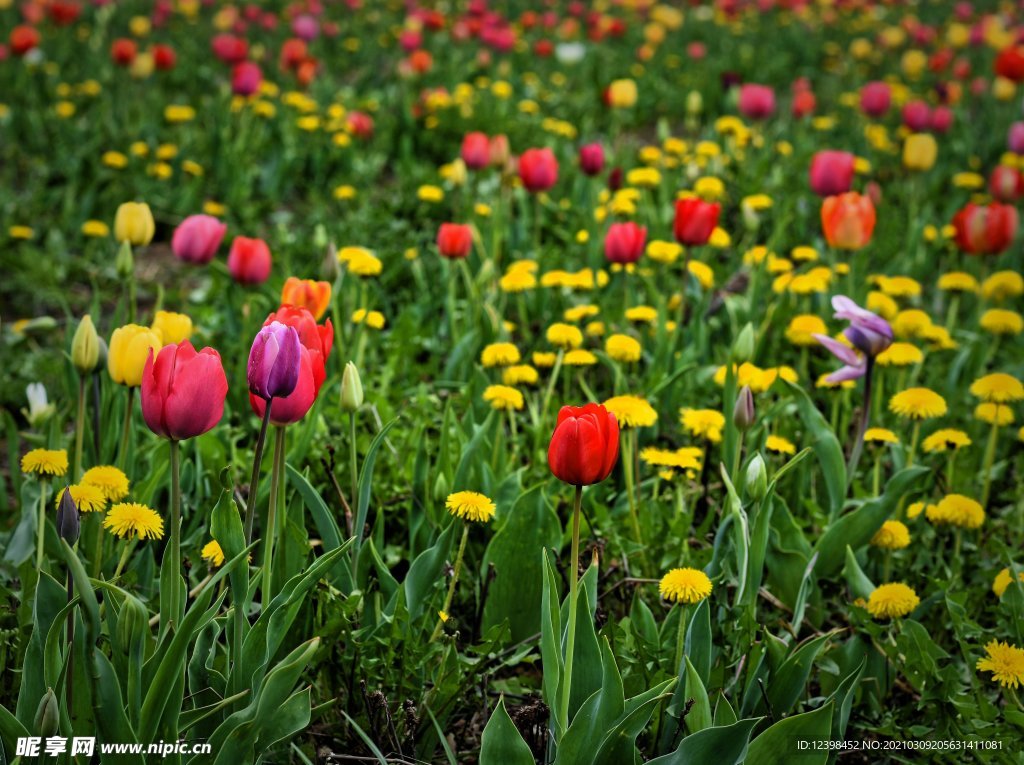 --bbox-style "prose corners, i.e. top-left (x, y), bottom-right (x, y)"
top-left (24, 383), bottom-right (55, 427)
